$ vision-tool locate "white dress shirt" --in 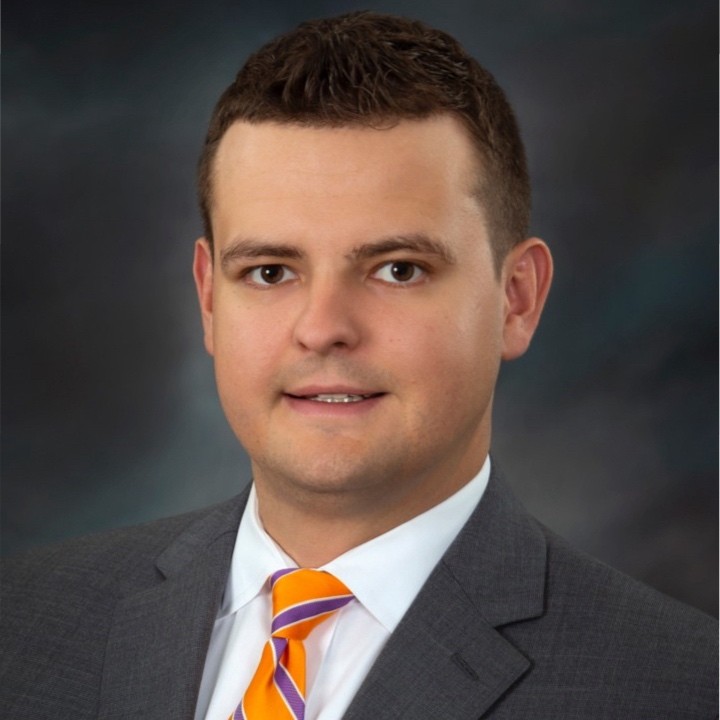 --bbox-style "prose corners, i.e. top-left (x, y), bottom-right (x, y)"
top-left (195, 456), bottom-right (490, 720)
